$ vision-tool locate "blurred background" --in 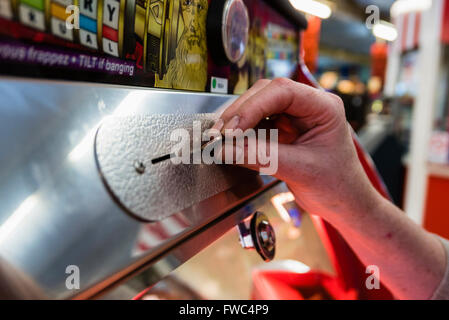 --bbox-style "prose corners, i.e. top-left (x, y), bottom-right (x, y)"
top-left (298, 0), bottom-right (449, 240)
